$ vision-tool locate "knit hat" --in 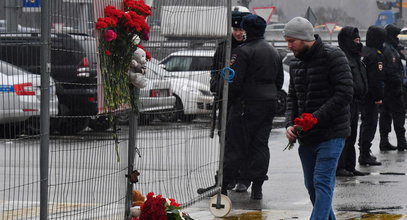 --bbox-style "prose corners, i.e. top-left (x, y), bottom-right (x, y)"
top-left (241, 14), bottom-right (267, 37)
top-left (283, 17), bottom-right (315, 41)
top-left (231, 6), bottom-right (251, 28)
